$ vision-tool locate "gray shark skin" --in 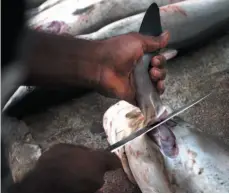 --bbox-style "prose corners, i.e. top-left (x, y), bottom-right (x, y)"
top-left (103, 101), bottom-right (229, 192)
top-left (4, 0), bottom-right (229, 118)
top-left (78, 0), bottom-right (229, 52)
top-left (28, 0), bottom-right (185, 35)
